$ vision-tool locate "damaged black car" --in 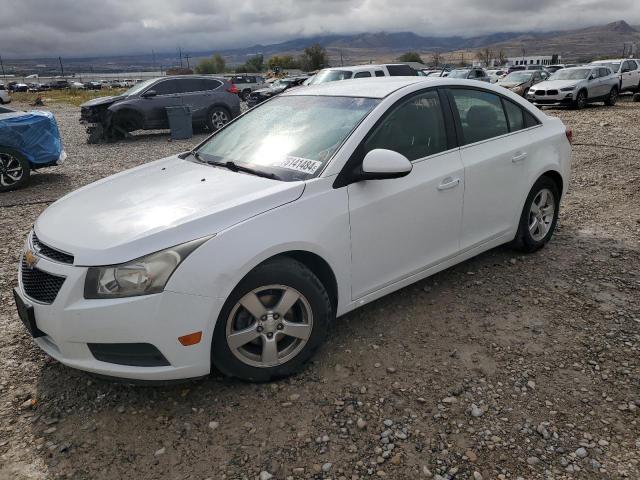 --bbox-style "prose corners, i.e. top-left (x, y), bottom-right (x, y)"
top-left (80, 76), bottom-right (241, 143)
top-left (246, 76), bottom-right (309, 108)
